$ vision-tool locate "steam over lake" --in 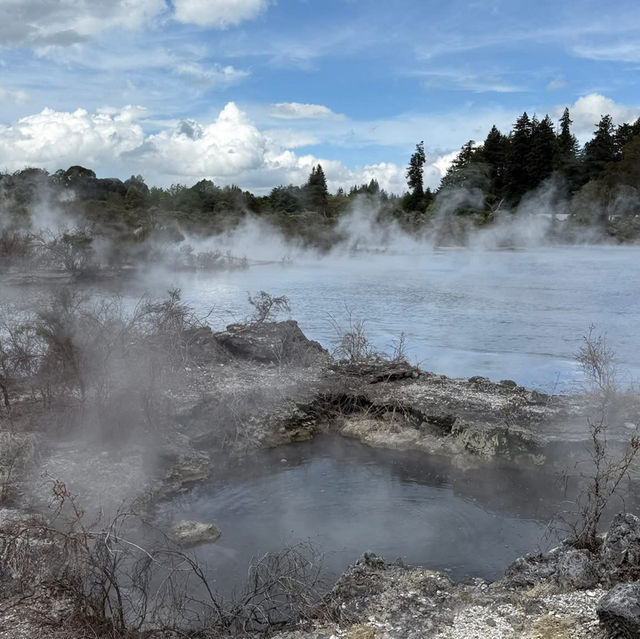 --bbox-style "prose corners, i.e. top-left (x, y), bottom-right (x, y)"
top-left (138, 245), bottom-right (640, 392)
